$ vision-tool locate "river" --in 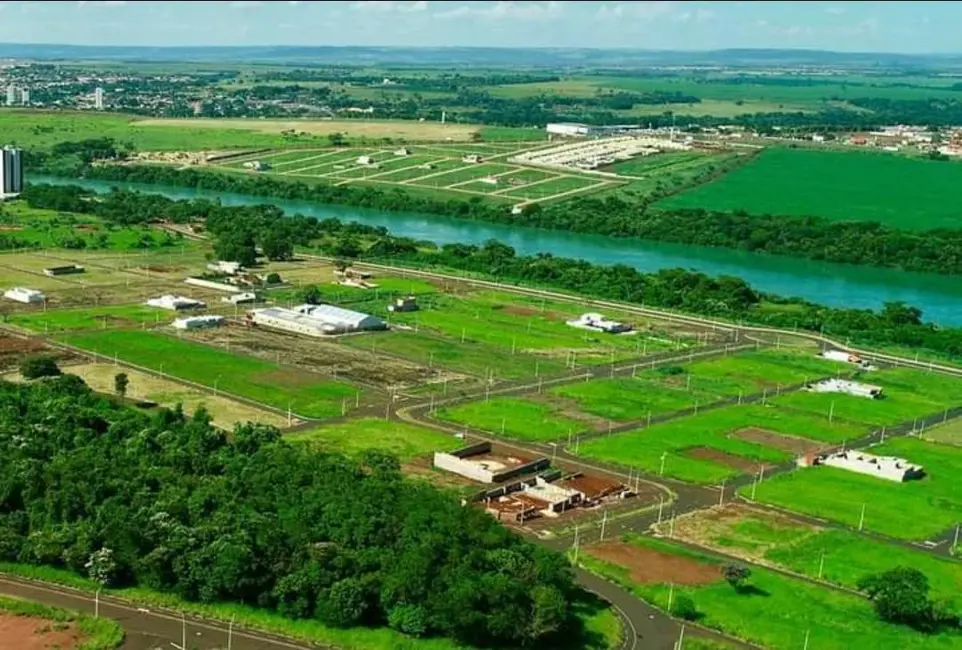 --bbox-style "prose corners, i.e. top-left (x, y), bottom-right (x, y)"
top-left (36, 175), bottom-right (962, 326)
